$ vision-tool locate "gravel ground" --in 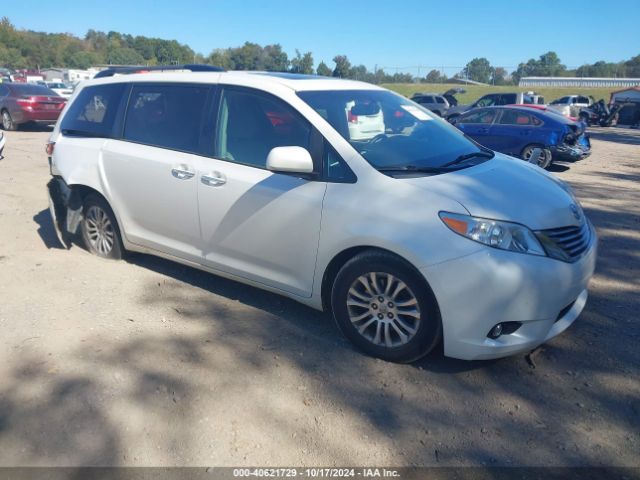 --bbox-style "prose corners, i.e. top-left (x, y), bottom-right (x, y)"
top-left (0, 126), bottom-right (638, 467)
